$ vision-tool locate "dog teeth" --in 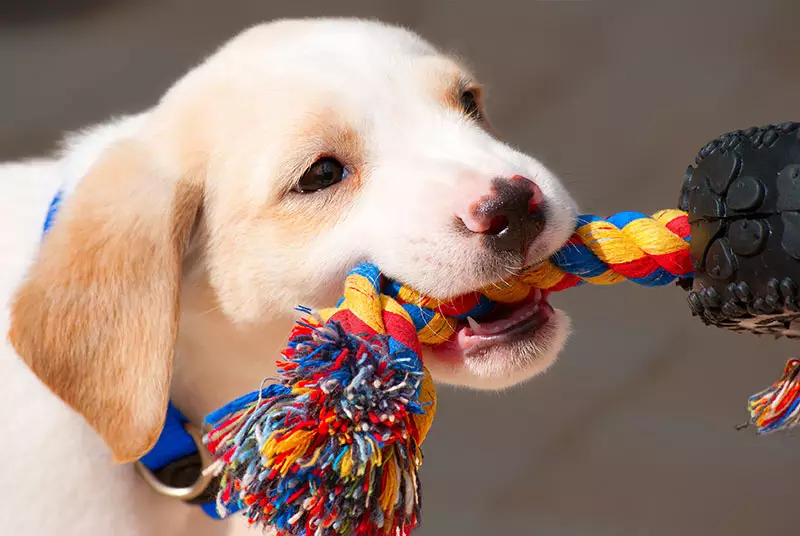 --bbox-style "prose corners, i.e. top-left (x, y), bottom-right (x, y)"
top-left (490, 320), bottom-right (512, 333)
top-left (521, 304), bottom-right (539, 320)
top-left (466, 301), bottom-right (542, 337)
